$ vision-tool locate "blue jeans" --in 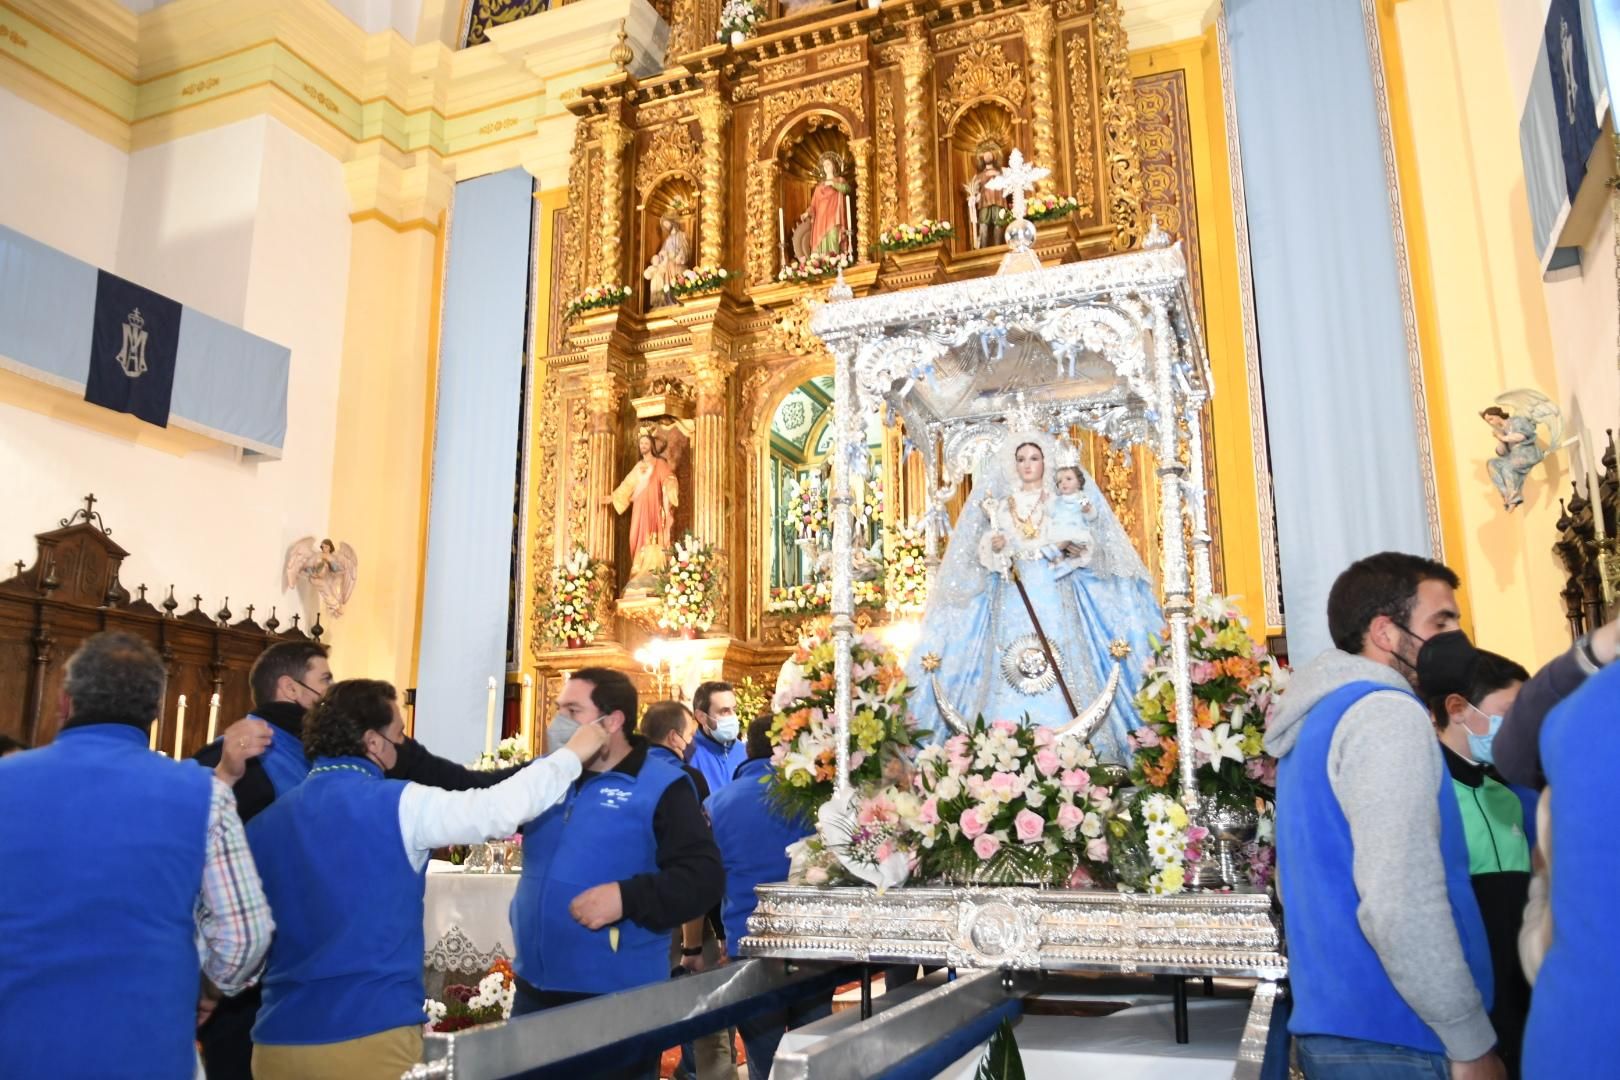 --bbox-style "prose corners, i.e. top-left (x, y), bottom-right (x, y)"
top-left (1296, 1035), bottom-right (1450, 1079)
